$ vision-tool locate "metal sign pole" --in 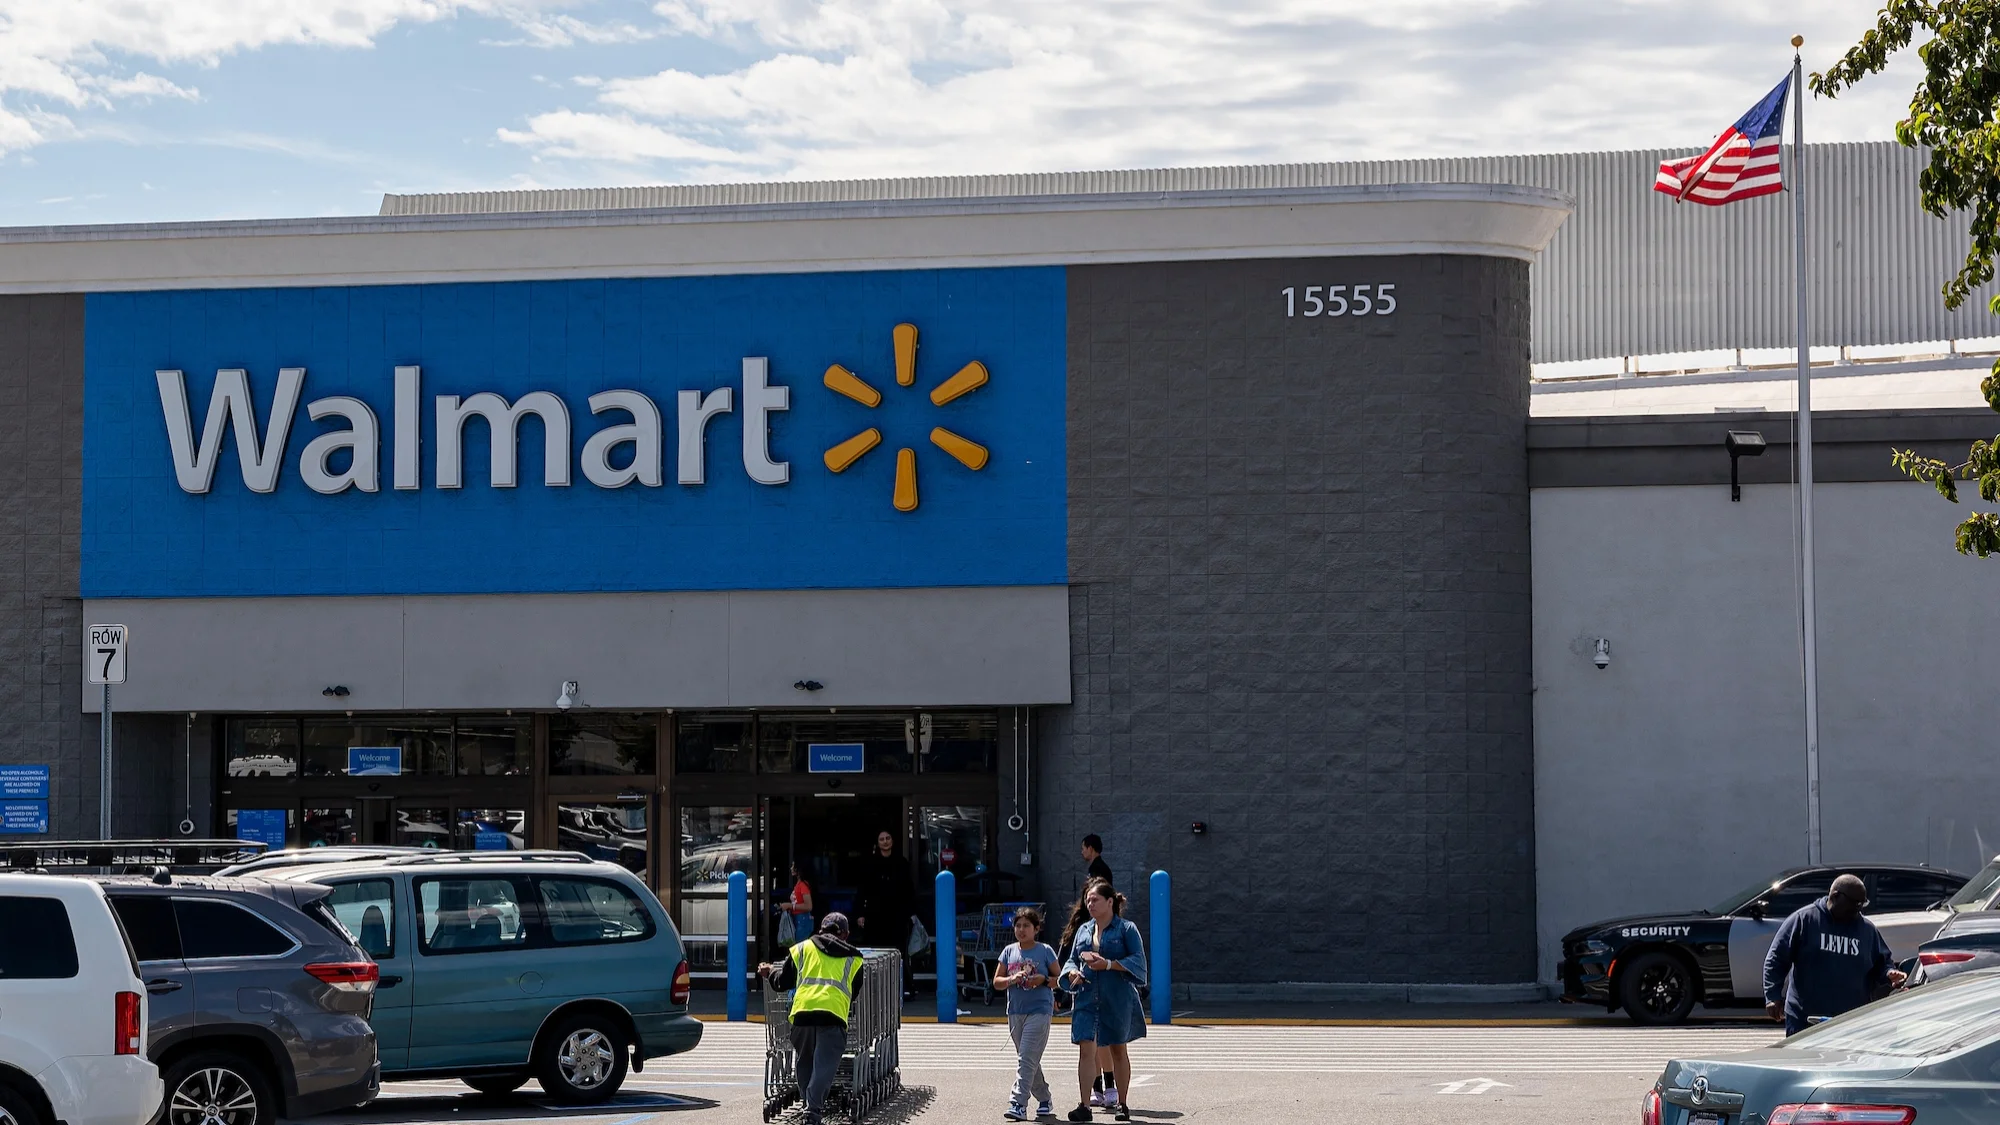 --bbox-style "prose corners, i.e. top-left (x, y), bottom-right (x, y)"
top-left (99, 683), bottom-right (112, 839)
